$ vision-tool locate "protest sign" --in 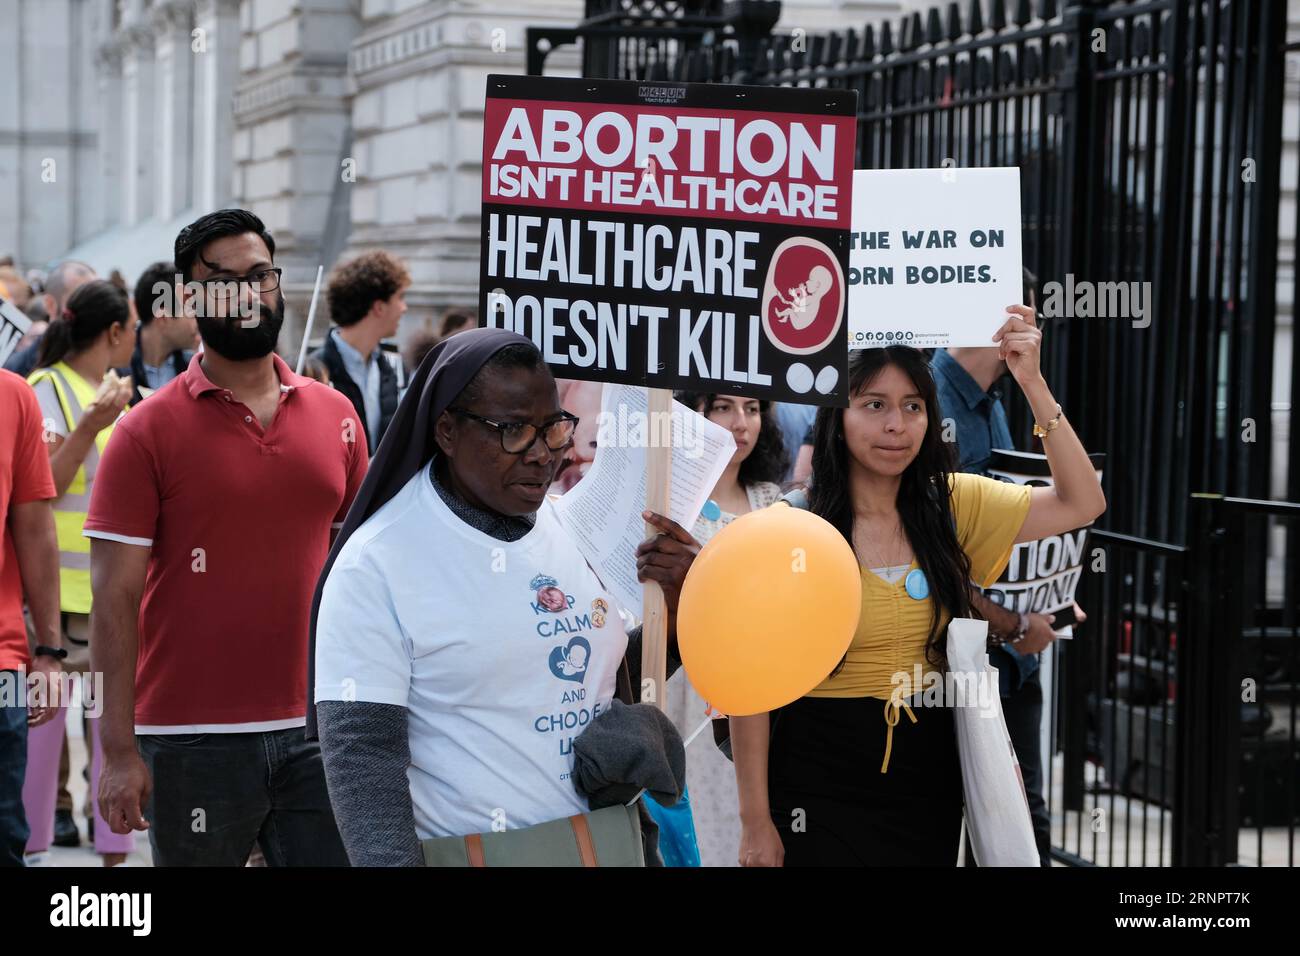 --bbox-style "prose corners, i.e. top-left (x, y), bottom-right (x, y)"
top-left (0, 298), bottom-right (32, 368)
top-left (848, 167), bottom-right (1023, 349)
top-left (983, 449), bottom-right (1106, 628)
top-left (480, 74), bottom-right (857, 406)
